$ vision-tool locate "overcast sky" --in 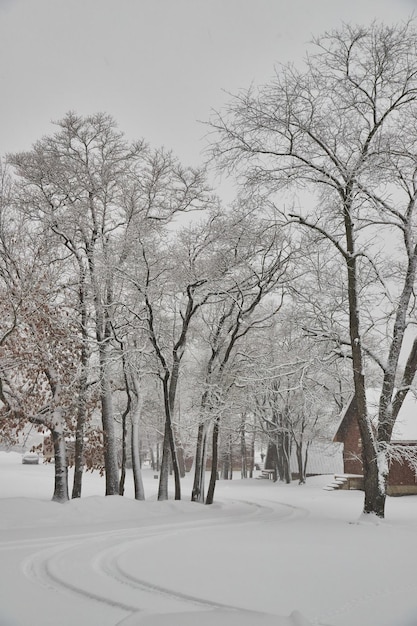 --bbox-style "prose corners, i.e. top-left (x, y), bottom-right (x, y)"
top-left (1, 0), bottom-right (416, 198)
